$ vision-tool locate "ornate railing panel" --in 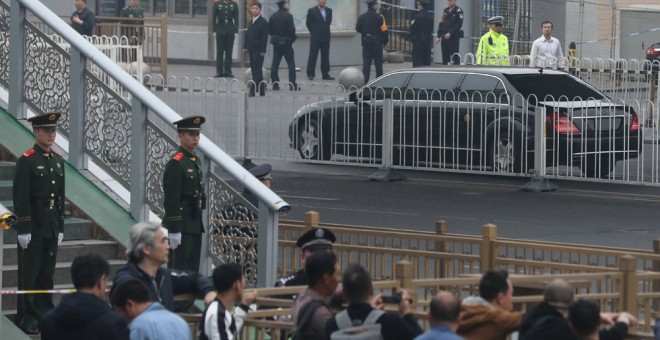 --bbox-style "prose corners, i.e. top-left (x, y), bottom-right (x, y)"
top-left (0, 2), bottom-right (10, 87)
